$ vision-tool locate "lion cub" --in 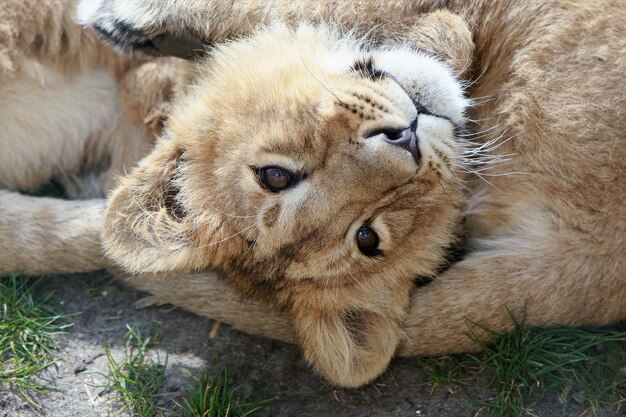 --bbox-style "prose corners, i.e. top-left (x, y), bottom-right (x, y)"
top-left (76, 0), bottom-right (626, 387)
top-left (0, 0), bottom-right (183, 275)
top-left (101, 23), bottom-right (472, 387)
